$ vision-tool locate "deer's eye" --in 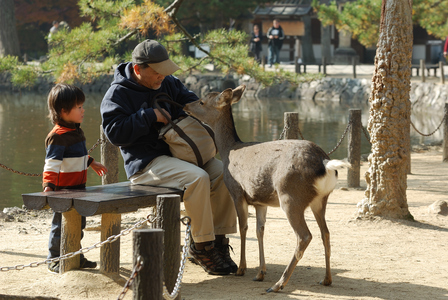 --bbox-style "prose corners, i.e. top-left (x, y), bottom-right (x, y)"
top-left (199, 101), bottom-right (204, 106)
